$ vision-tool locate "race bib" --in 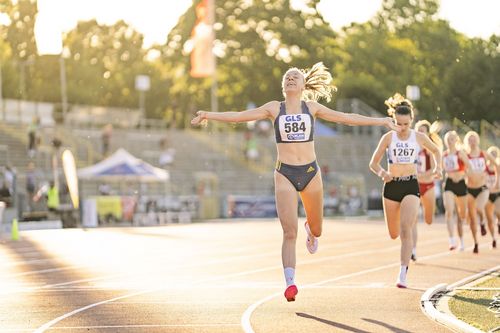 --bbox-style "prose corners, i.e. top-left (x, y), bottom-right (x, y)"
top-left (390, 142), bottom-right (417, 164)
top-left (278, 114), bottom-right (312, 142)
top-left (443, 155), bottom-right (459, 172)
top-left (469, 157), bottom-right (486, 172)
